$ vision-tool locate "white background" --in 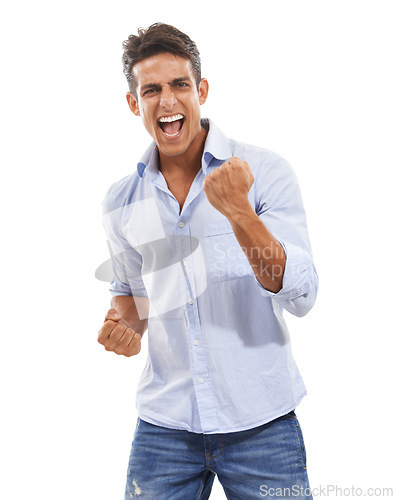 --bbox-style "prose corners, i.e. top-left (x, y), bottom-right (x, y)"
top-left (1, 1), bottom-right (393, 499)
